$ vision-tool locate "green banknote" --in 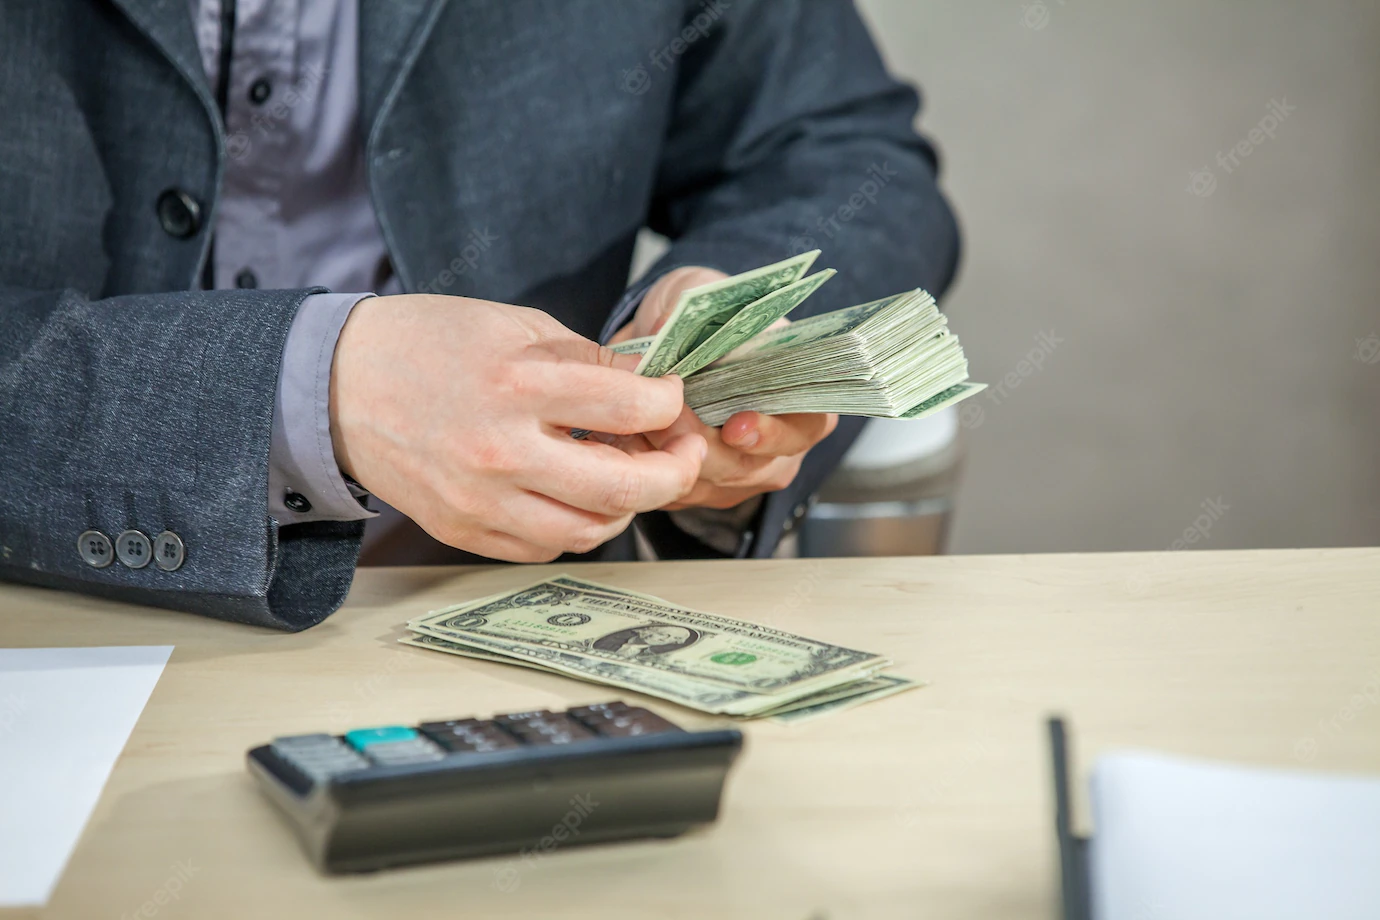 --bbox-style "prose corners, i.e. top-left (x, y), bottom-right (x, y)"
top-left (768, 674), bottom-right (921, 724)
top-left (898, 381), bottom-right (988, 420)
top-left (635, 250), bottom-right (819, 377)
top-left (609, 336), bottom-right (654, 356)
top-left (668, 269), bottom-right (836, 378)
top-left (406, 575), bottom-right (888, 716)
